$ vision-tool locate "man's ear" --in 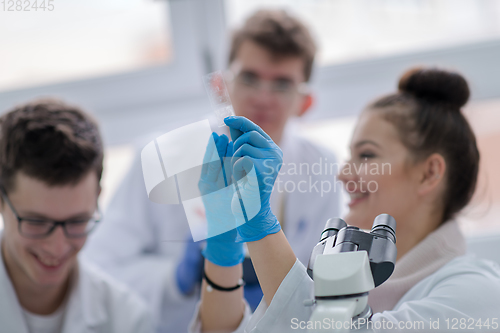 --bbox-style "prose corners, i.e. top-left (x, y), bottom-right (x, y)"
top-left (297, 94), bottom-right (313, 118)
top-left (417, 153), bottom-right (446, 196)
